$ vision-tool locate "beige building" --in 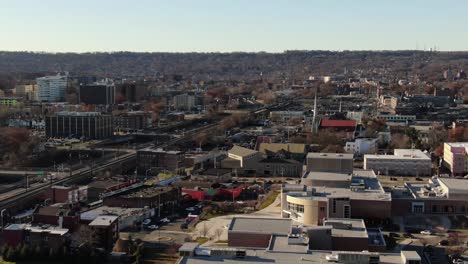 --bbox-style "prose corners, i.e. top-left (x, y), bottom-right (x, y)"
top-left (443, 142), bottom-right (468, 176)
top-left (306, 153), bottom-right (353, 174)
top-left (281, 170), bottom-right (391, 226)
top-left (16, 84), bottom-right (38, 101)
top-left (364, 149), bottom-right (432, 176)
